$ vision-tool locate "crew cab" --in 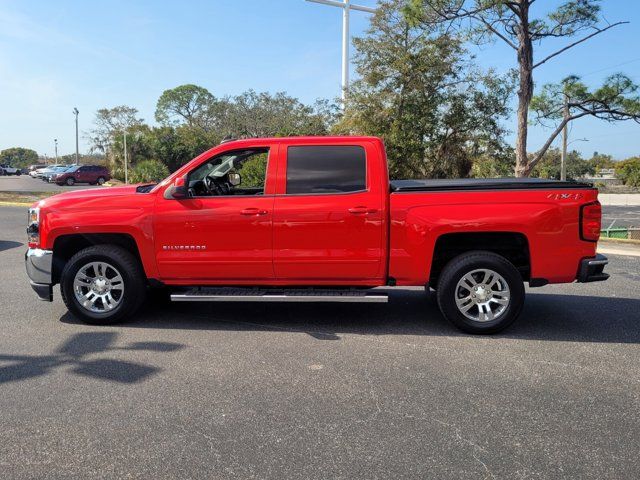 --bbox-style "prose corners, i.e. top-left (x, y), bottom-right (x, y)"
top-left (25, 136), bottom-right (608, 333)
